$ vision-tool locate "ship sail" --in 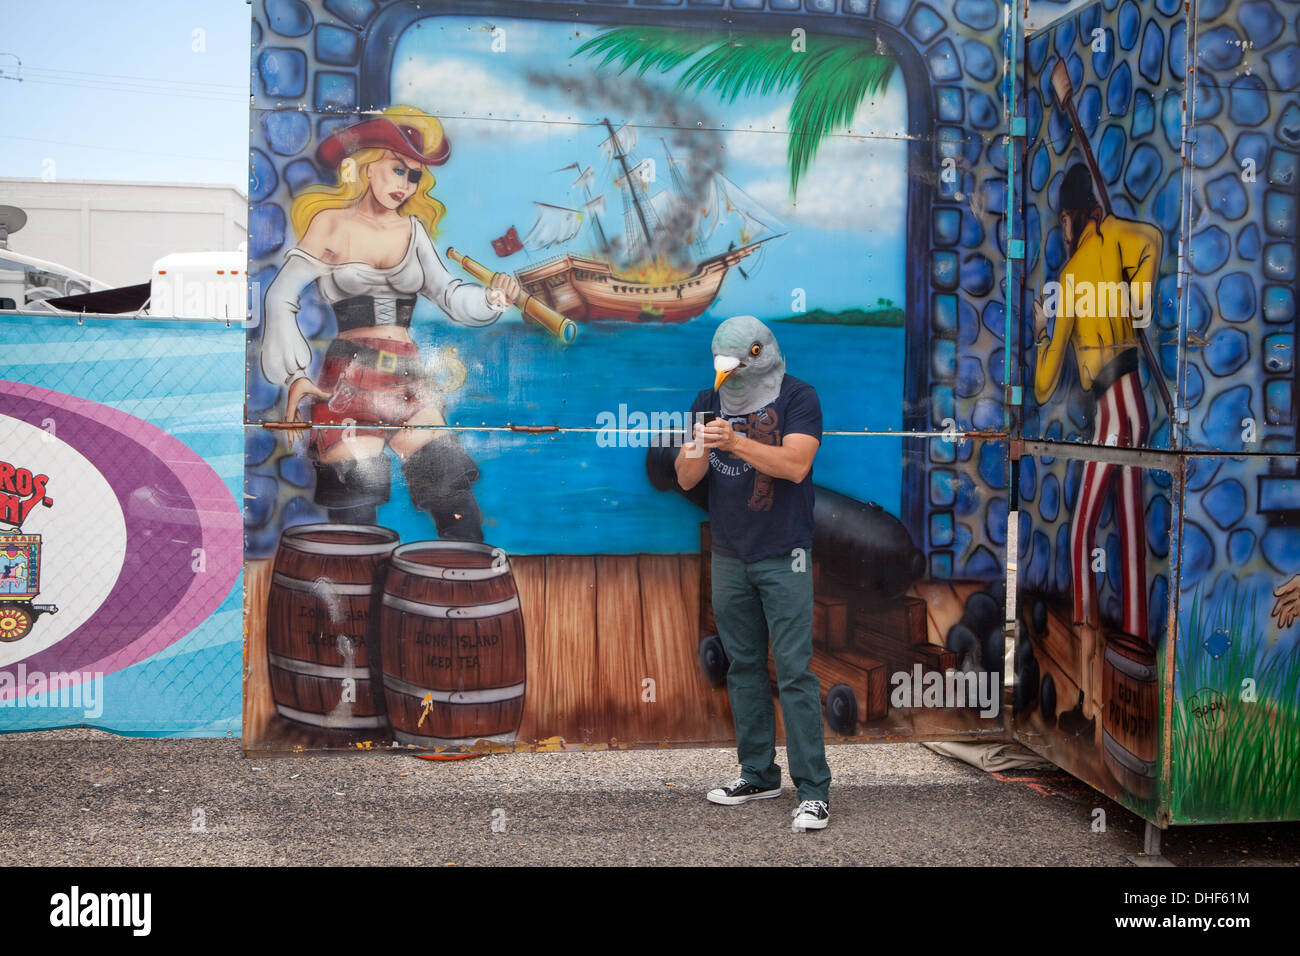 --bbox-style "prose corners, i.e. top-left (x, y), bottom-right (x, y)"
top-left (663, 143), bottom-right (714, 258)
top-left (600, 124), bottom-right (637, 161)
top-left (698, 177), bottom-right (722, 243)
top-left (713, 174), bottom-right (775, 244)
top-left (659, 141), bottom-right (779, 253)
top-left (614, 158), bottom-right (655, 189)
top-left (645, 190), bottom-right (678, 228)
top-left (522, 202), bottom-right (584, 252)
